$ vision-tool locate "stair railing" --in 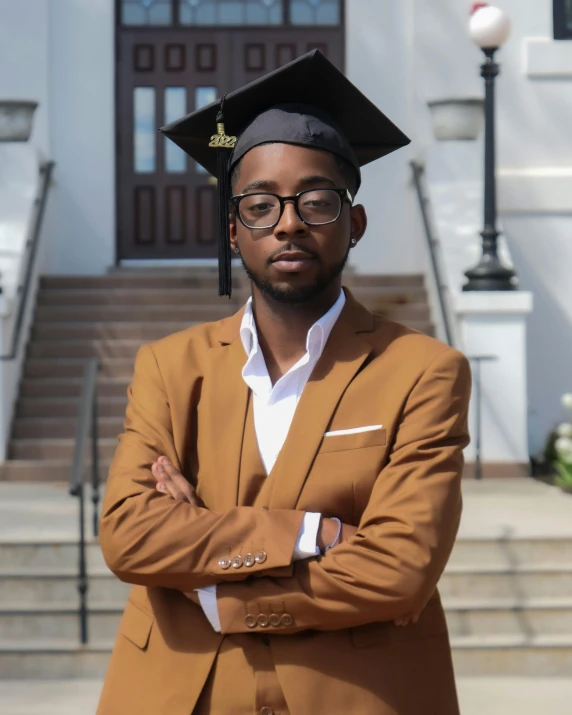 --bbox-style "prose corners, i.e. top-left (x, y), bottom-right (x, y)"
top-left (69, 357), bottom-right (100, 644)
top-left (410, 160), bottom-right (458, 348)
top-left (0, 161), bottom-right (55, 361)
